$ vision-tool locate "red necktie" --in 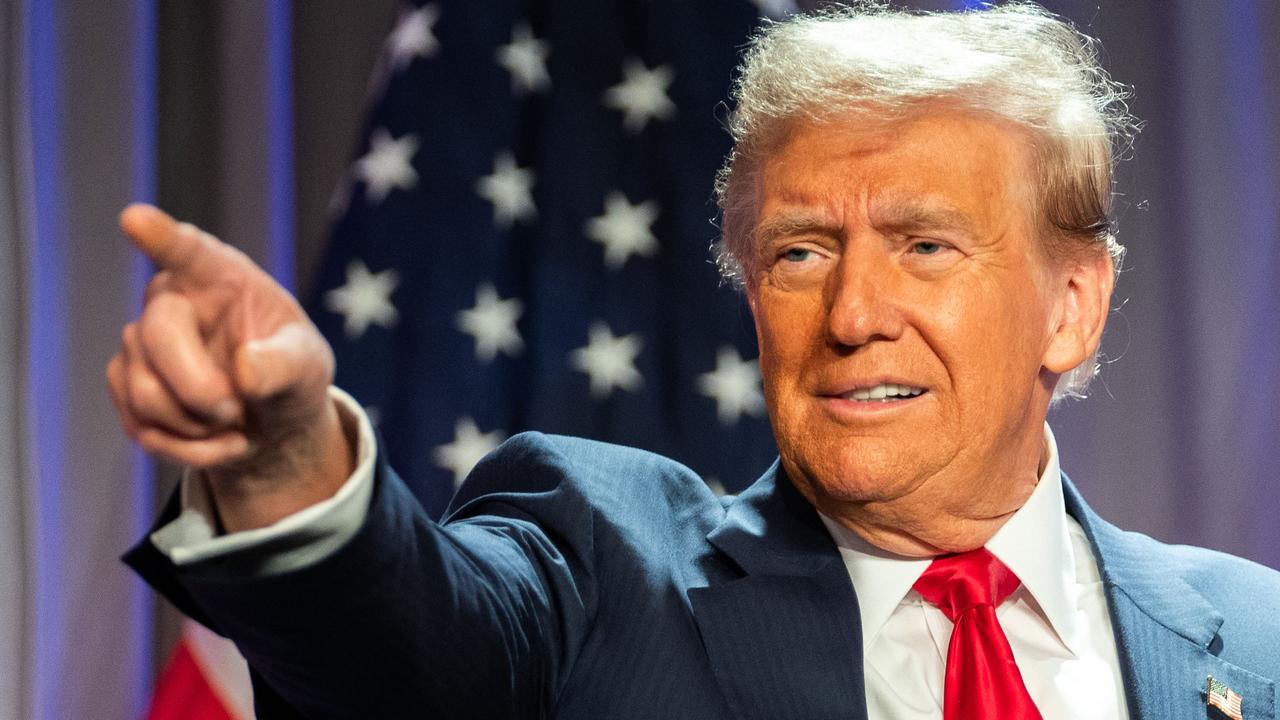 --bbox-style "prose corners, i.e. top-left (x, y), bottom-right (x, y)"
top-left (912, 548), bottom-right (1043, 720)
